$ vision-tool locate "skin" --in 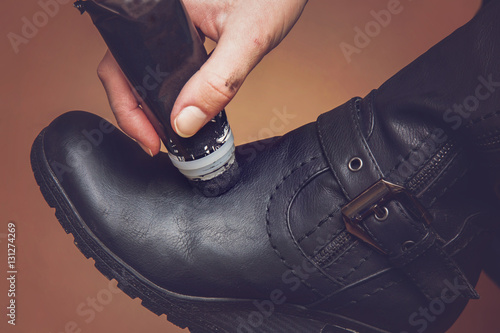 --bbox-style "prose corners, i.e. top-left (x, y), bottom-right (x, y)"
top-left (97, 0), bottom-right (308, 156)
